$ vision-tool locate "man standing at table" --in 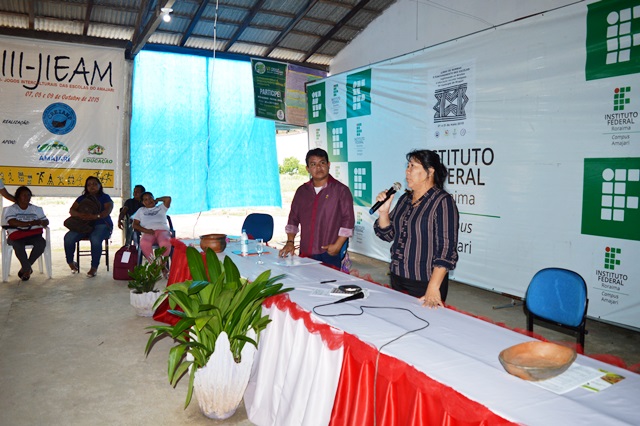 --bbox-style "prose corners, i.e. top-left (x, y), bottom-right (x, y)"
top-left (279, 148), bottom-right (355, 269)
